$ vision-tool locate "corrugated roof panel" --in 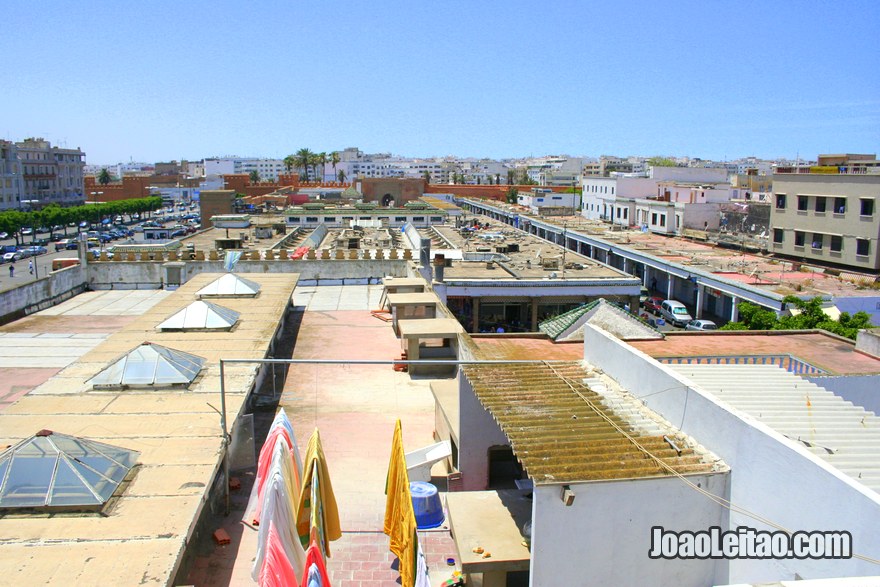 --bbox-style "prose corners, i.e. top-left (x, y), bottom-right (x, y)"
top-left (462, 362), bottom-right (721, 484)
top-left (672, 364), bottom-right (880, 494)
